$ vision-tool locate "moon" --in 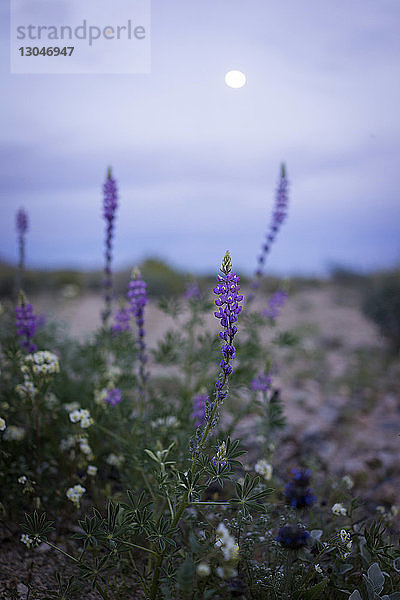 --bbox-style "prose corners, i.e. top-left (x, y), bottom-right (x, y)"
top-left (225, 70), bottom-right (246, 89)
